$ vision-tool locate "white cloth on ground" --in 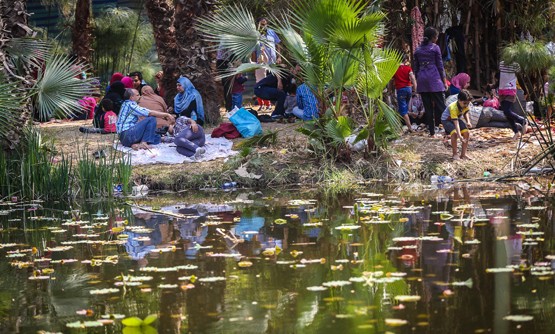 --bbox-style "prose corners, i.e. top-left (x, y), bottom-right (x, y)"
top-left (114, 135), bottom-right (237, 165)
